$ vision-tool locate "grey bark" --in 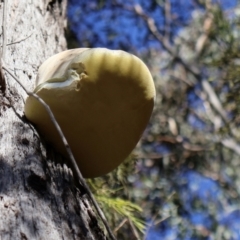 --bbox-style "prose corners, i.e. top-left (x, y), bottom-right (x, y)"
top-left (0, 0), bottom-right (106, 239)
